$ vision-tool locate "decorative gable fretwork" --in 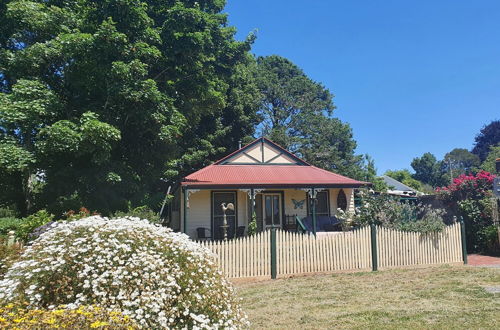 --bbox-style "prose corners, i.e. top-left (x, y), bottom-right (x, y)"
top-left (219, 138), bottom-right (306, 166)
